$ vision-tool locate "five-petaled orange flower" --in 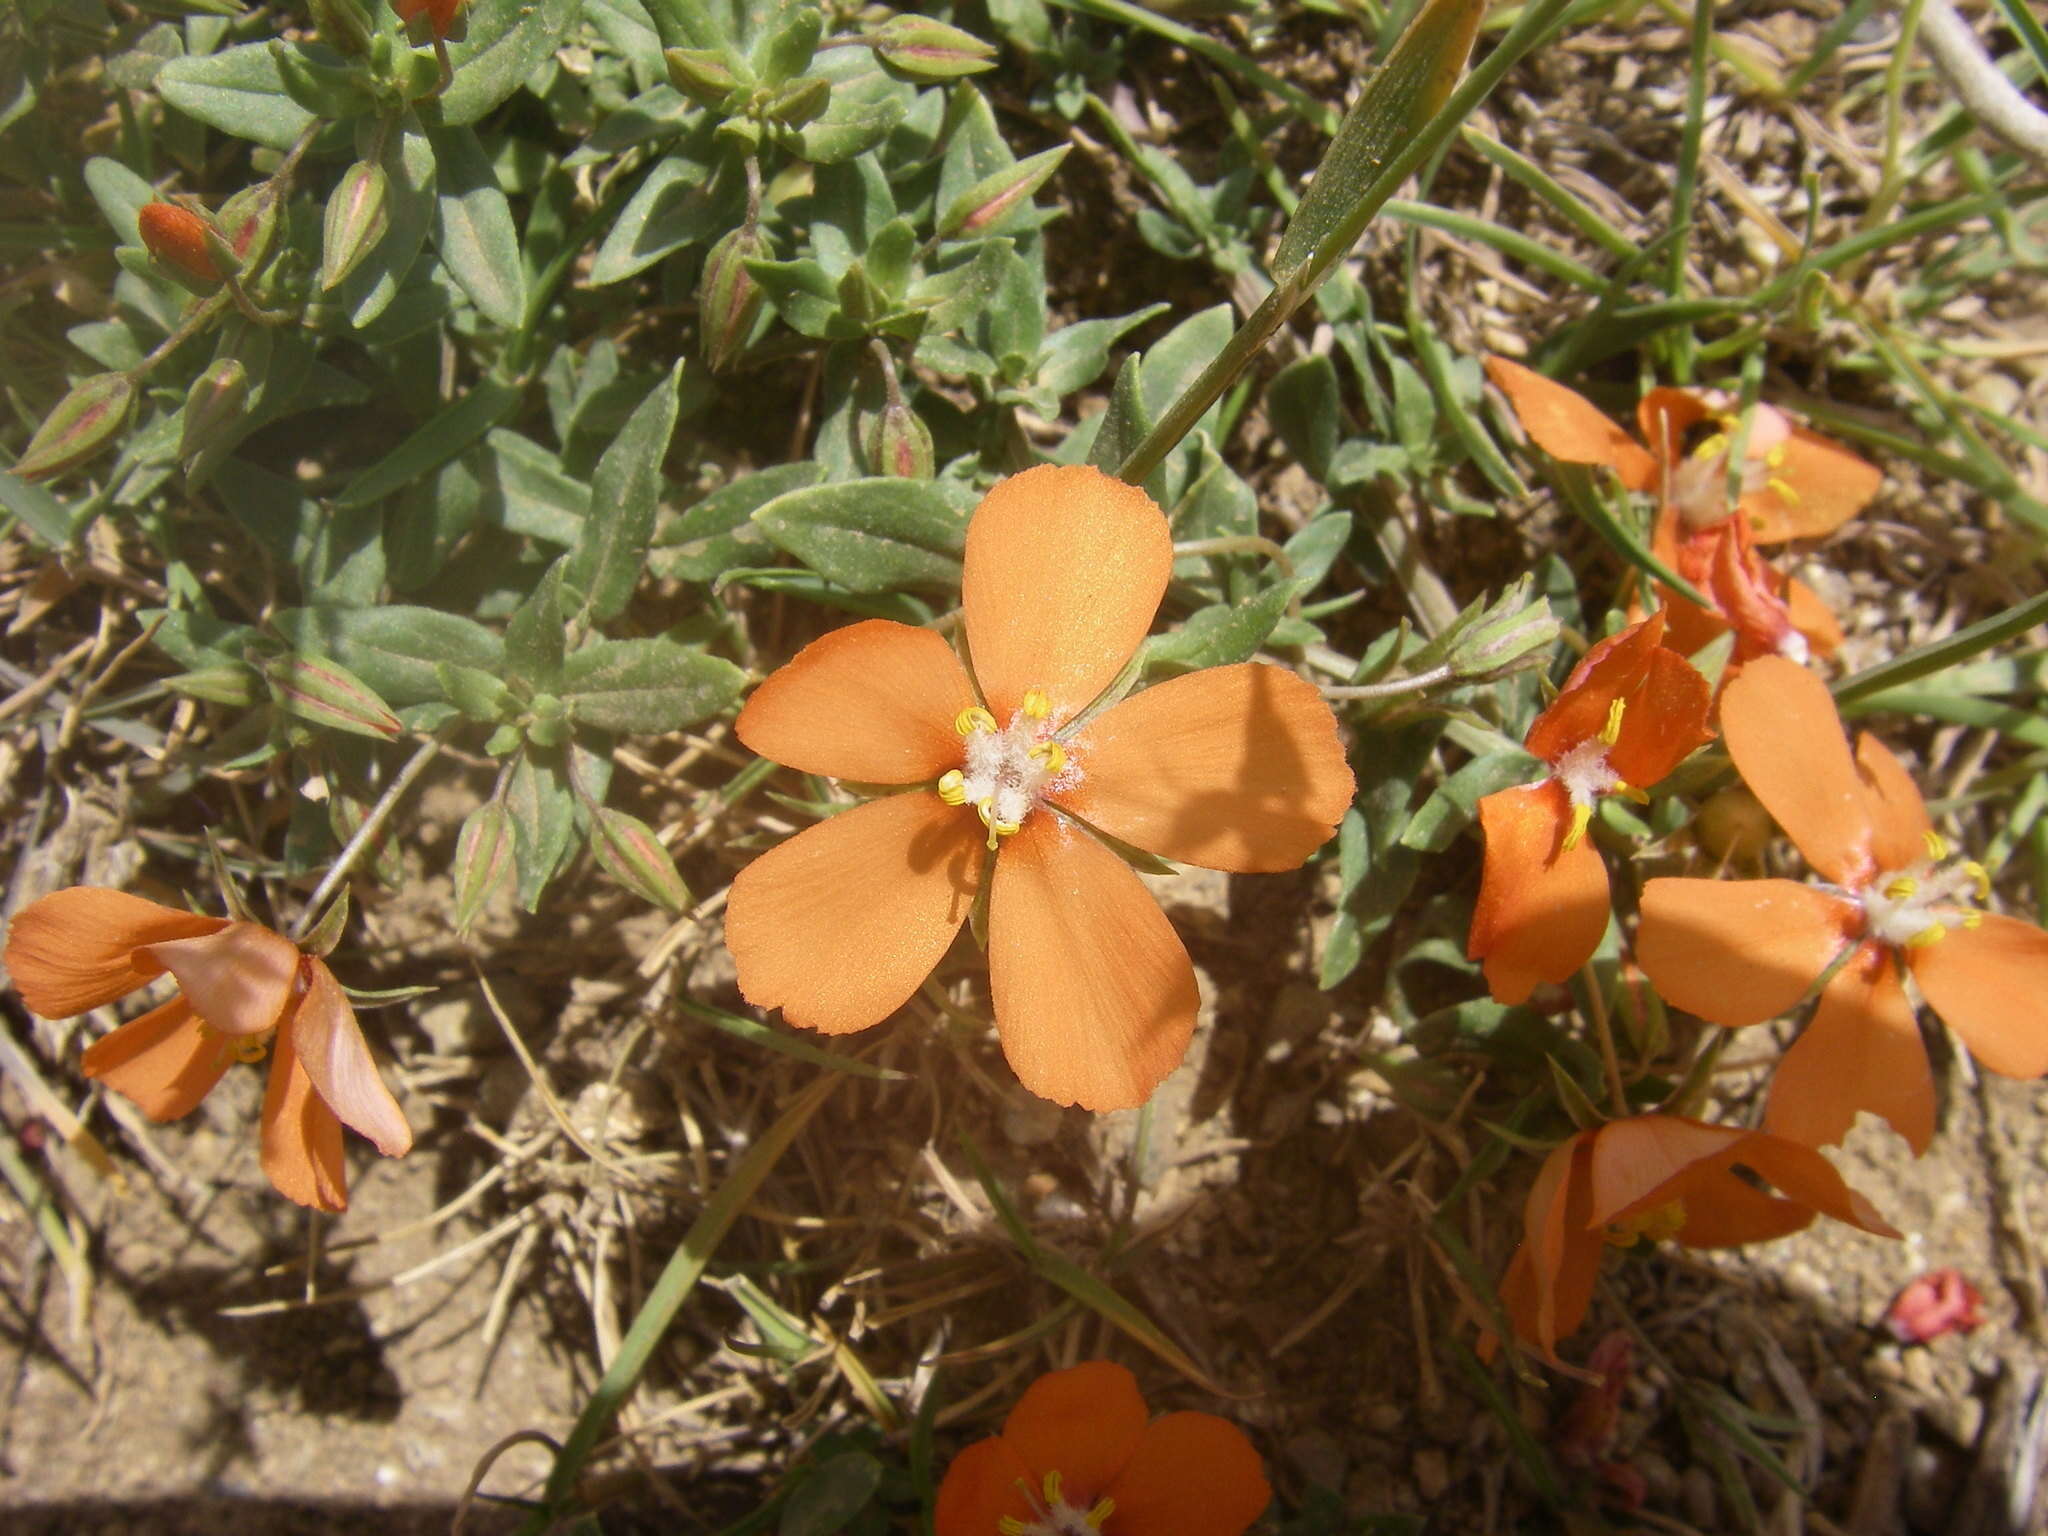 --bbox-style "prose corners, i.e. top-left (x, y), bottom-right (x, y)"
top-left (1498, 1114), bottom-right (1897, 1364)
top-left (1638, 658), bottom-right (2048, 1153)
top-left (934, 1360), bottom-right (1270, 1536)
top-left (392, 0), bottom-right (464, 39)
top-left (1468, 613), bottom-right (1712, 1004)
top-left (1484, 357), bottom-right (1880, 665)
top-left (5, 888), bottom-right (412, 1211)
top-left (723, 464), bottom-right (1354, 1112)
